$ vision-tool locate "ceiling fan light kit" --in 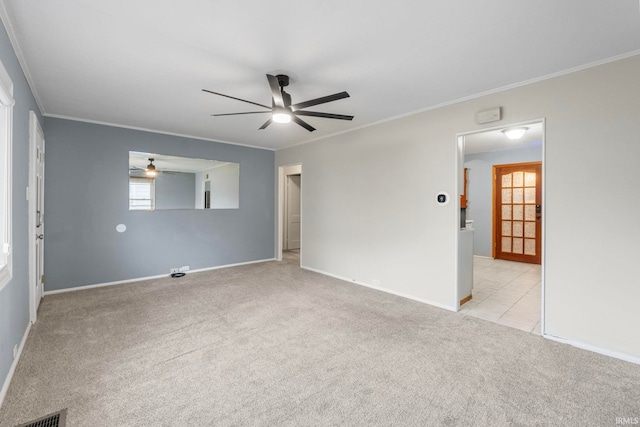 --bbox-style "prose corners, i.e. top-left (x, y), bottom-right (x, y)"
top-left (203, 74), bottom-right (354, 132)
top-left (145, 158), bottom-right (157, 177)
top-left (272, 107), bottom-right (292, 124)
